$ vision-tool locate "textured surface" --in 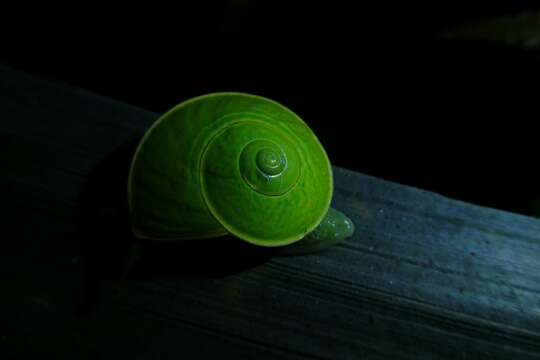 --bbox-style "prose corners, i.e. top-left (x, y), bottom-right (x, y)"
top-left (2, 64), bottom-right (540, 359)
